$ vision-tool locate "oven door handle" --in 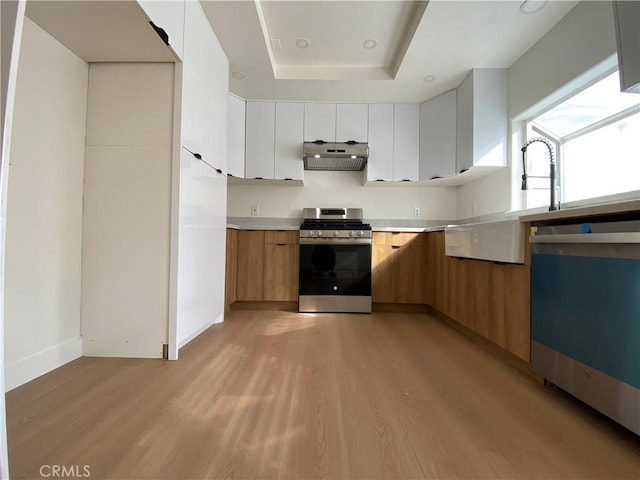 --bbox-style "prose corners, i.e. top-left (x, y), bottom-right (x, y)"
top-left (299, 238), bottom-right (372, 246)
